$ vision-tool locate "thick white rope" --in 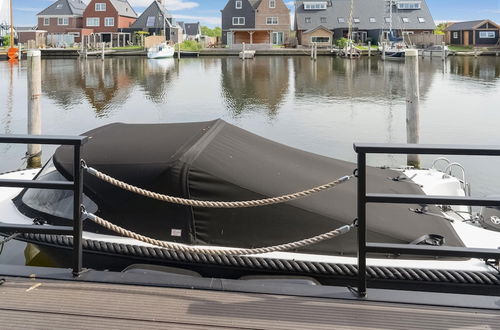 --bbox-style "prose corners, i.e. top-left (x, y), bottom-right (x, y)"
top-left (84, 166), bottom-right (353, 209)
top-left (84, 212), bottom-right (353, 256)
